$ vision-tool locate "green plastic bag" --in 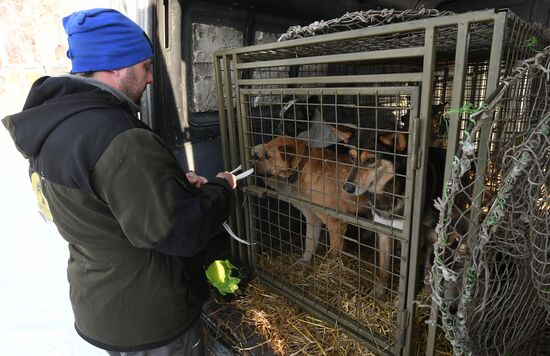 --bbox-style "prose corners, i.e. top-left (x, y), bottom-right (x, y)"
top-left (205, 259), bottom-right (241, 296)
